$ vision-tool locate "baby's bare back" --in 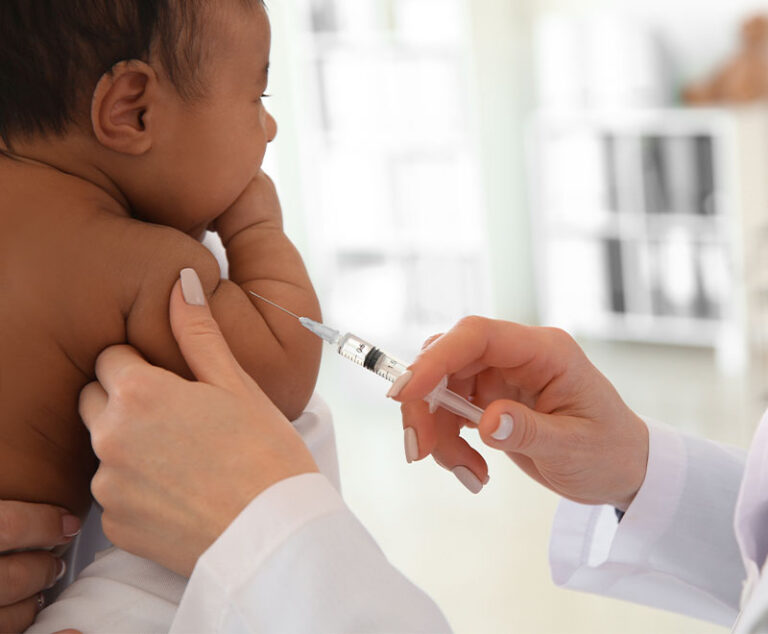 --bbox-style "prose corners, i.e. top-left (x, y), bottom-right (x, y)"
top-left (0, 160), bottom-right (153, 517)
top-left (0, 159), bottom-right (324, 521)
